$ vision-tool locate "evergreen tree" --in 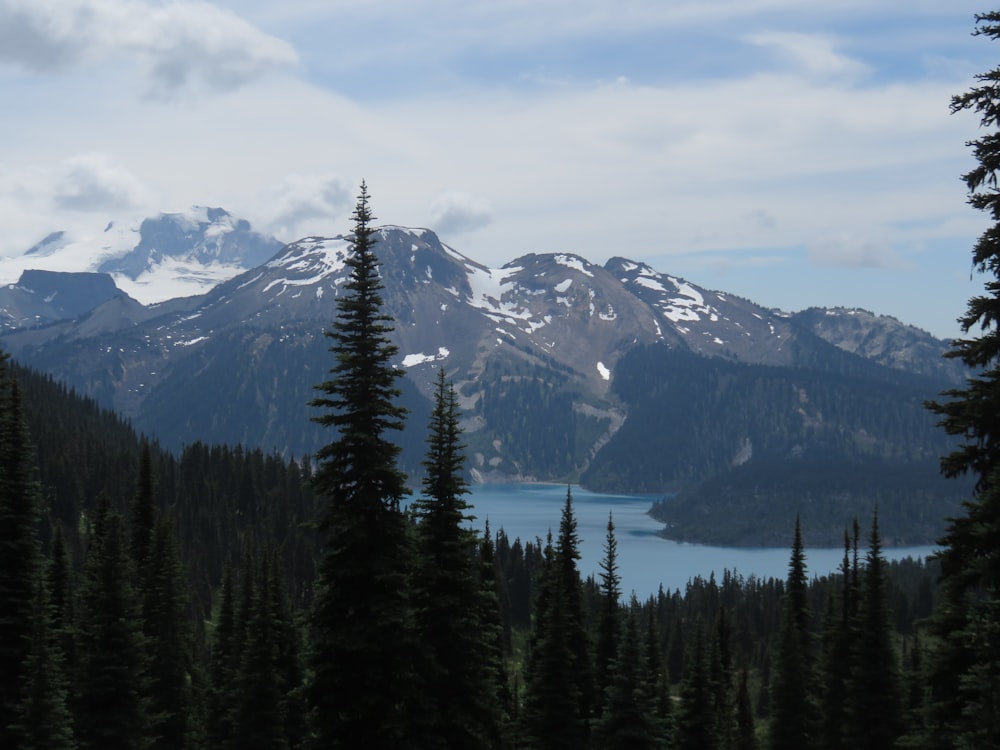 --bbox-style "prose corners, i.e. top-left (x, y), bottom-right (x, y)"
top-left (710, 608), bottom-right (735, 750)
top-left (768, 516), bottom-right (817, 750)
top-left (74, 496), bottom-right (151, 750)
top-left (846, 512), bottom-right (903, 750)
top-left (306, 183), bottom-right (421, 747)
top-left (818, 529), bottom-right (856, 750)
top-left (594, 512), bottom-right (622, 716)
top-left (13, 576), bottom-right (76, 750)
top-left (233, 553), bottom-right (295, 750)
top-left (924, 13), bottom-right (1000, 747)
top-left (593, 611), bottom-right (657, 750)
top-left (479, 523), bottom-right (514, 747)
top-left (734, 664), bottom-right (756, 750)
top-left (675, 619), bottom-right (717, 750)
top-left (48, 522), bottom-right (77, 679)
top-left (130, 440), bottom-right (156, 576)
top-left (520, 529), bottom-right (583, 750)
top-left (142, 516), bottom-right (196, 750)
top-left (0, 356), bottom-right (44, 747)
top-left (0, 363), bottom-right (33, 696)
top-left (413, 370), bottom-right (501, 748)
top-left (207, 564), bottom-right (238, 750)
